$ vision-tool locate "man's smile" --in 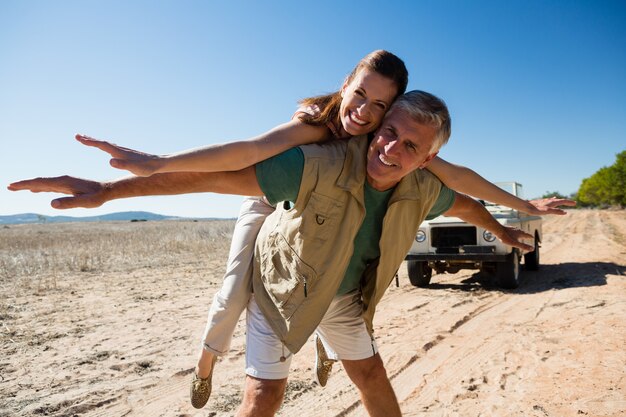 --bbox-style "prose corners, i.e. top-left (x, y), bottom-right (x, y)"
top-left (378, 151), bottom-right (398, 168)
